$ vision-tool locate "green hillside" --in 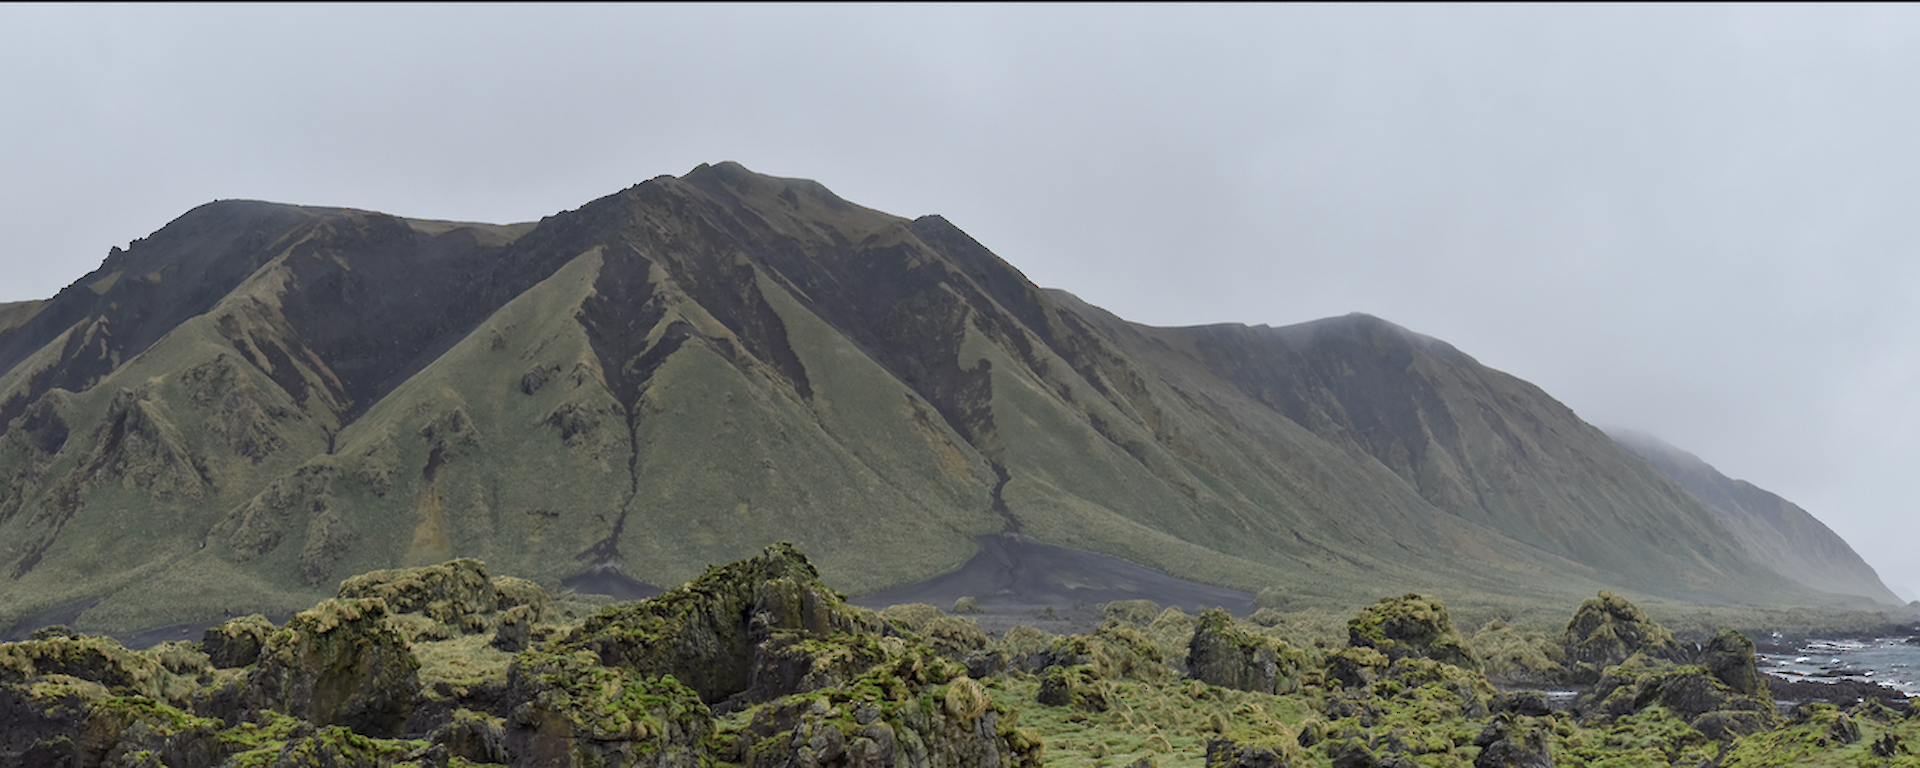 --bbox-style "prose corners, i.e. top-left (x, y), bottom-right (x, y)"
top-left (0, 162), bottom-right (1899, 638)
